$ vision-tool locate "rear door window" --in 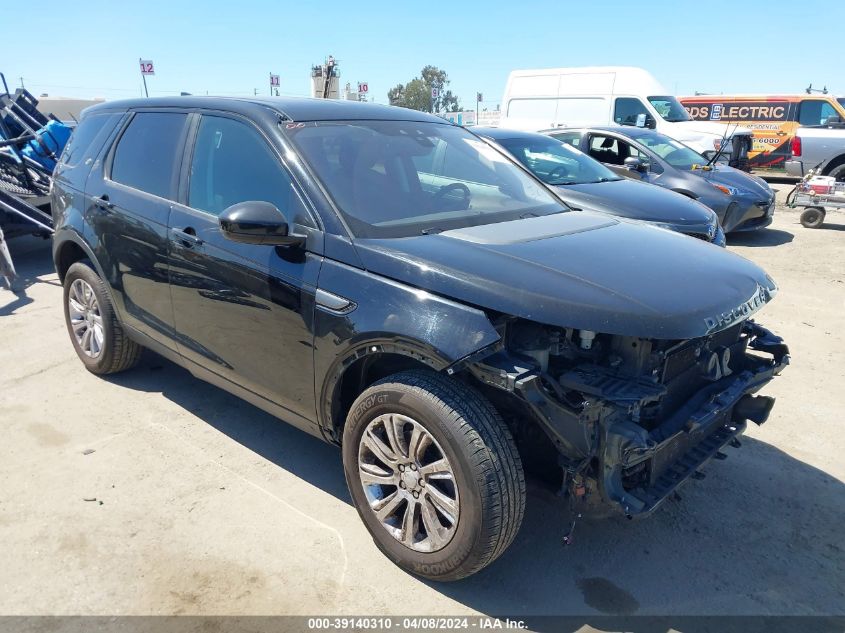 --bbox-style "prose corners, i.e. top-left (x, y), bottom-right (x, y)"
top-left (59, 112), bottom-right (121, 168)
top-left (110, 112), bottom-right (187, 199)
